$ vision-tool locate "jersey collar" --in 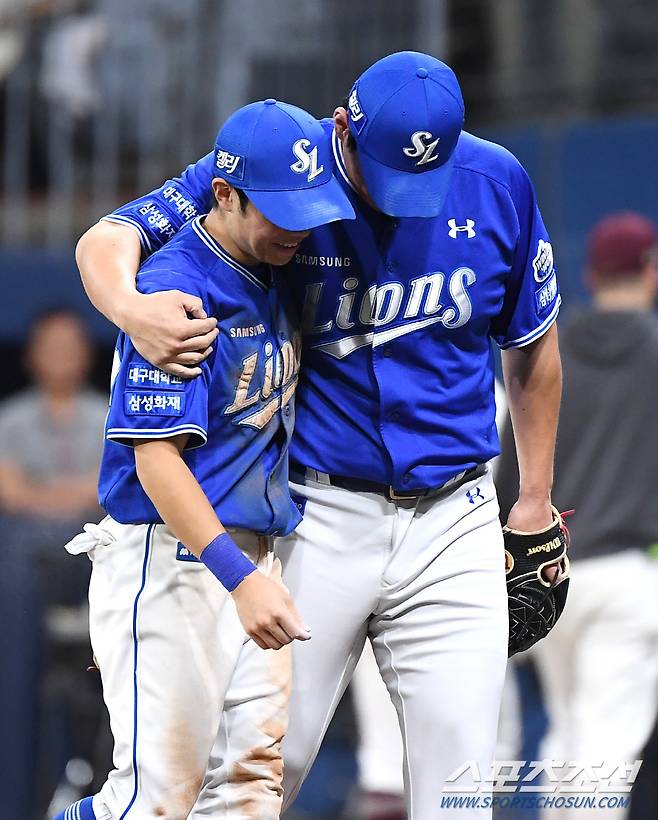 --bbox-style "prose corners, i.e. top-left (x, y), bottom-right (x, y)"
top-left (192, 217), bottom-right (270, 291)
top-left (332, 129), bottom-right (359, 196)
